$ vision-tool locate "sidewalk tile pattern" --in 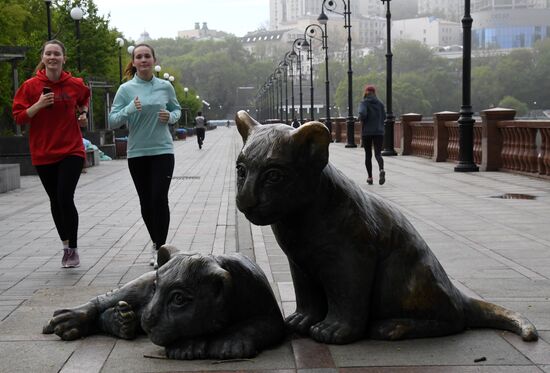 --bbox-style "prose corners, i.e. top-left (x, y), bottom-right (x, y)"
top-left (1, 127), bottom-right (549, 372)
